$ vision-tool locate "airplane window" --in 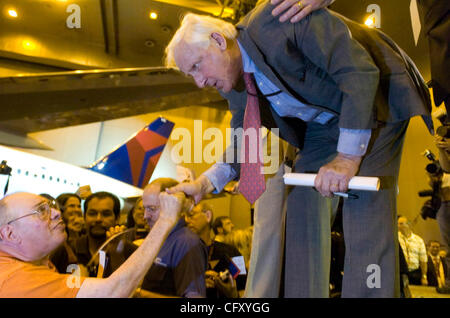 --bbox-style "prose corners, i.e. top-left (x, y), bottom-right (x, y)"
top-left (49, 176), bottom-right (53, 181)
top-left (34, 174), bottom-right (37, 178)
top-left (25, 171), bottom-right (29, 176)
top-left (17, 169), bottom-right (21, 174)
top-left (42, 174), bottom-right (45, 179)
